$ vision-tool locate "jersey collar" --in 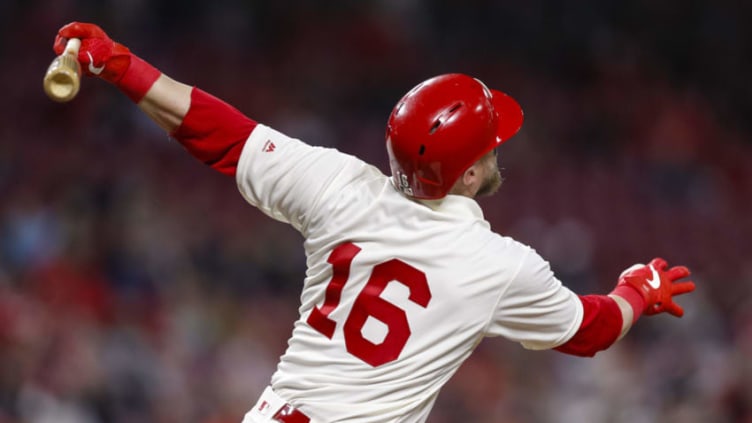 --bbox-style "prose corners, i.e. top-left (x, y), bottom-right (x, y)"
top-left (417, 195), bottom-right (486, 221)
